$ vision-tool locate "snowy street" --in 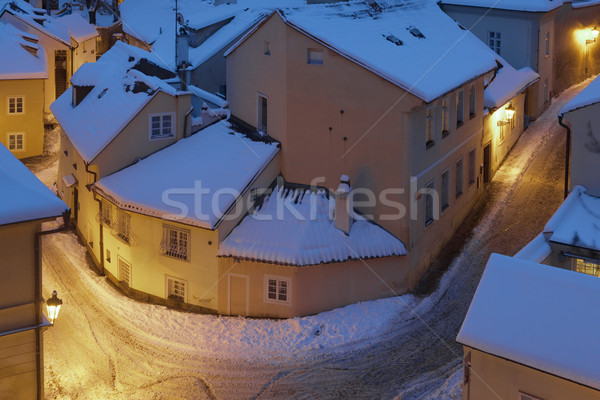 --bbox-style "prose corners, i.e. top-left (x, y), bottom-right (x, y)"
top-left (36, 80), bottom-right (587, 399)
